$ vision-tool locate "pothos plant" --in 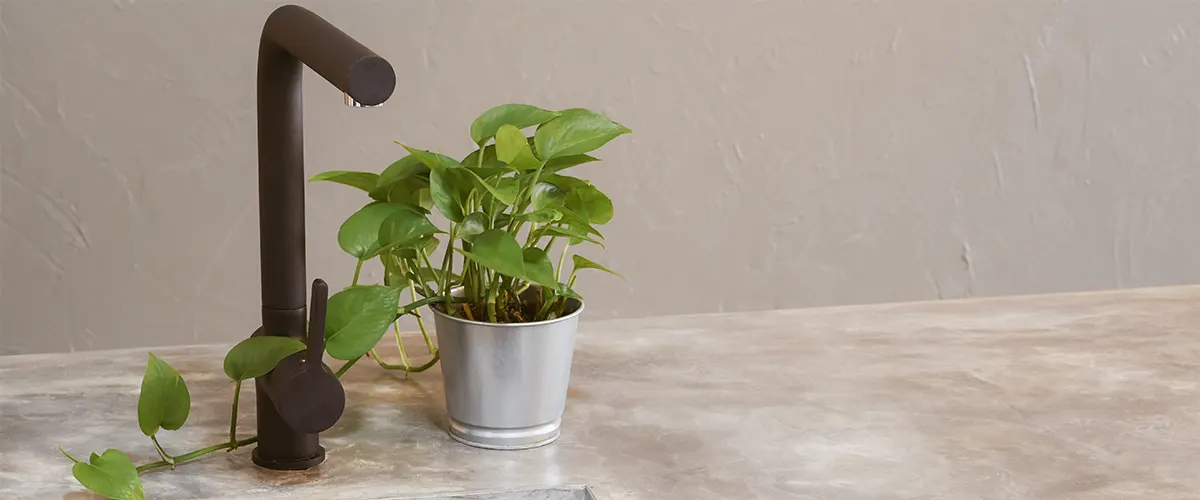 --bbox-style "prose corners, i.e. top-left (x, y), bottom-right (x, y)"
top-left (58, 104), bottom-right (629, 499)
